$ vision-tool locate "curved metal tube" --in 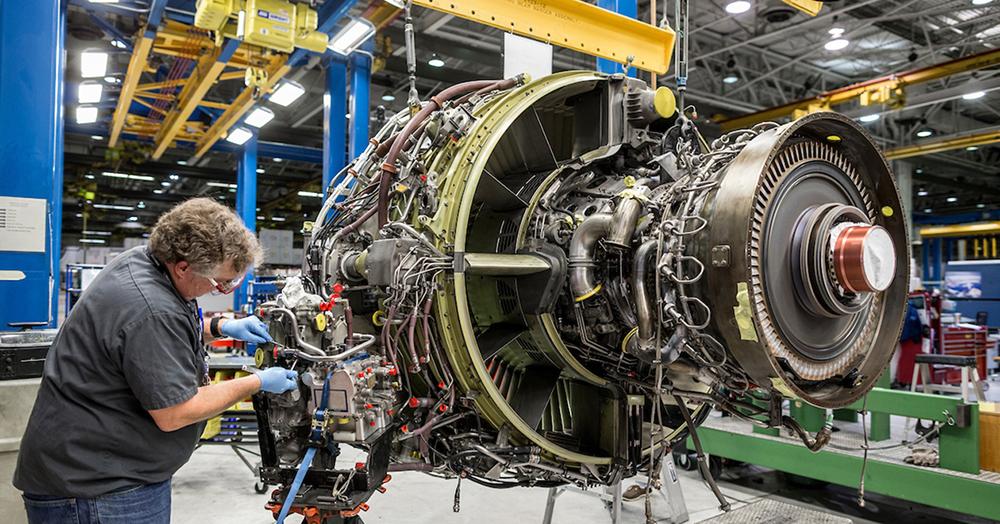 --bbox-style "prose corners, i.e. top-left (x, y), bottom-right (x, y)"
top-left (632, 240), bottom-right (658, 351)
top-left (568, 214), bottom-right (612, 301)
top-left (279, 334), bottom-right (376, 362)
top-left (607, 197), bottom-right (643, 248)
top-left (270, 307), bottom-right (323, 356)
